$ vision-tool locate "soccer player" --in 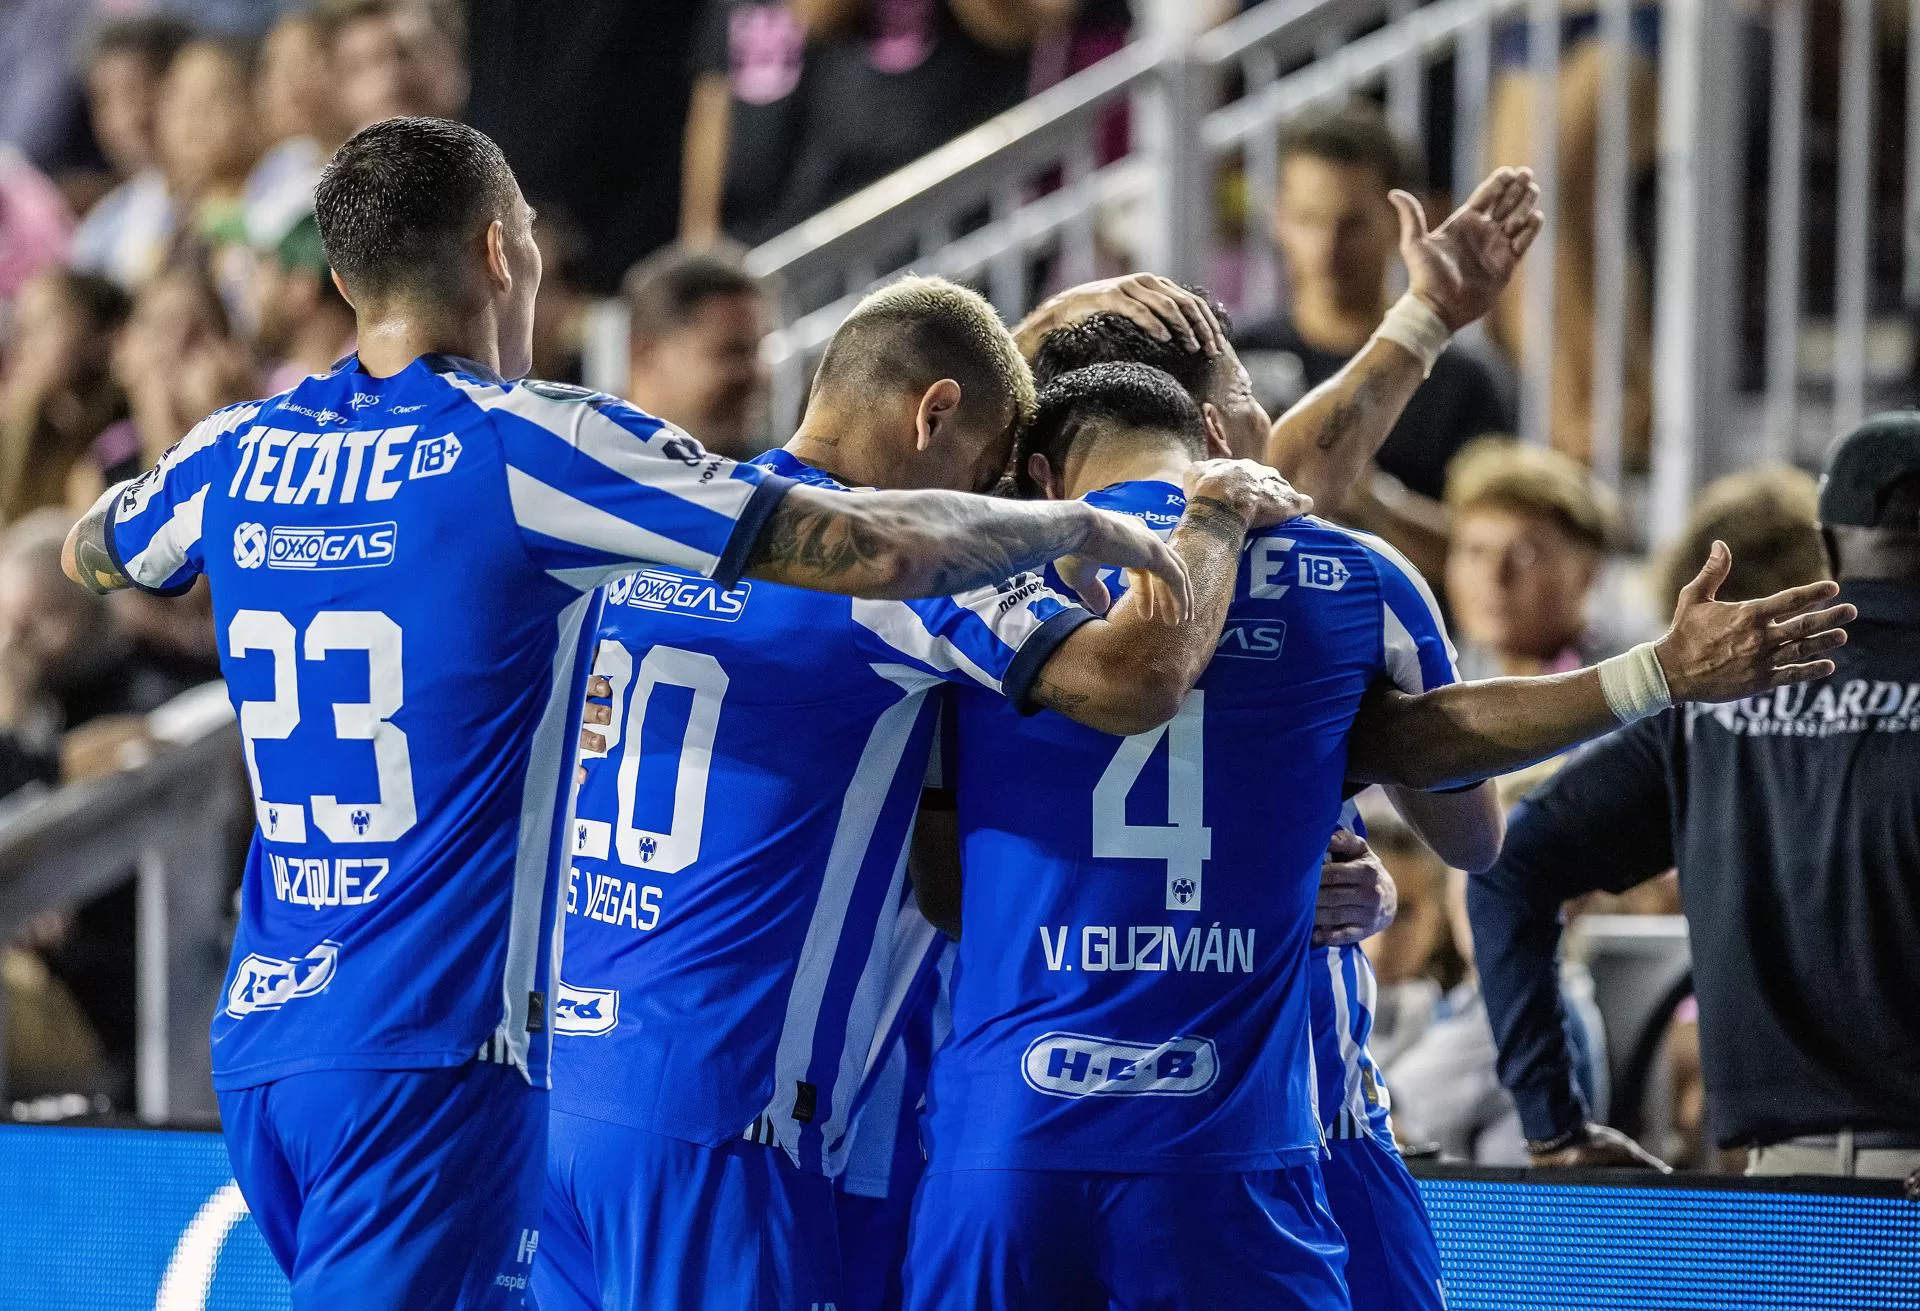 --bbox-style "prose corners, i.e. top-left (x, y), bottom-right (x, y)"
top-left (536, 275), bottom-right (1308, 1311)
top-left (903, 363), bottom-right (1851, 1309)
top-left (59, 120), bottom-right (1192, 1309)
